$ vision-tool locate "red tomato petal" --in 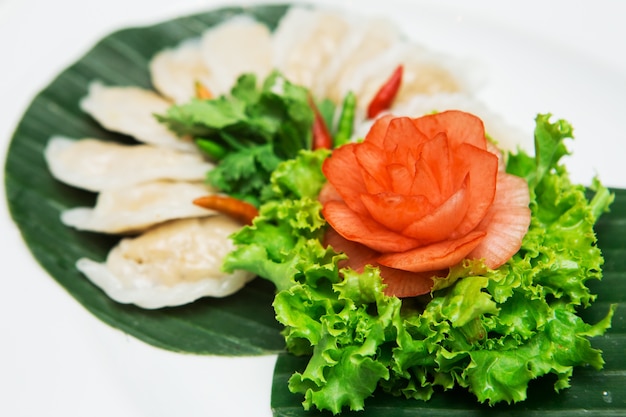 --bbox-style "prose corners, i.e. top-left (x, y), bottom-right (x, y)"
top-left (379, 266), bottom-right (438, 298)
top-left (323, 226), bottom-right (378, 270)
top-left (324, 227), bottom-right (436, 298)
top-left (413, 110), bottom-right (487, 150)
top-left (387, 163), bottom-right (414, 195)
top-left (322, 200), bottom-right (420, 253)
top-left (364, 114), bottom-right (394, 147)
top-left (416, 133), bottom-right (450, 199)
top-left (401, 181), bottom-right (469, 243)
top-left (468, 173), bottom-right (531, 268)
top-left (322, 143), bottom-right (368, 213)
top-left (410, 131), bottom-right (452, 200)
top-left (487, 141), bottom-right (506, 171)
top-left (318, 182), bottom-right (342, 205)
top-left (450, 143), bottom-right (498, 237)
top-left (409, 158), bottom-right (441, 200)
top-left (494, 171), bottom-right (531, 207)
top-left (383, 117), bottom-right (430, 154)
top-left (354, 141), bottom-right (392, 193)
top-left (376, 230), bottom-right (486, 272)
top-left (360, 192), bottom-right (433, 233)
